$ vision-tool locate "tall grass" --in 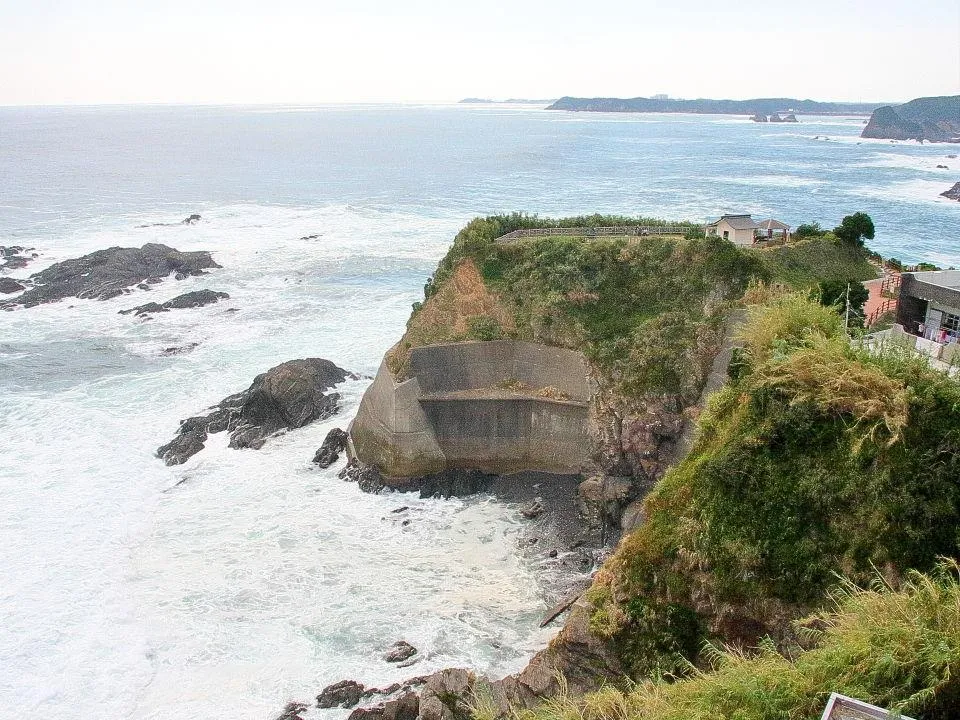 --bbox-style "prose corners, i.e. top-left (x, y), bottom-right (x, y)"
top-left (510, 562), bottom-right (960, 720)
